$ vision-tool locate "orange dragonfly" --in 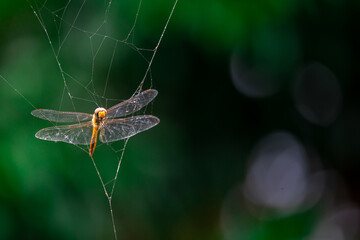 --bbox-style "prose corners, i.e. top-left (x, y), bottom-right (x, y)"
top-left (31, 89), bottom-right (159, 156)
